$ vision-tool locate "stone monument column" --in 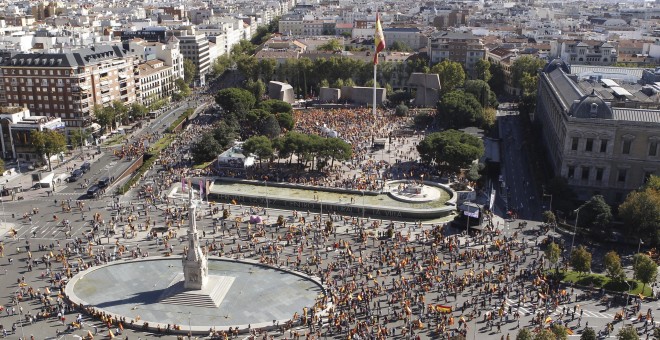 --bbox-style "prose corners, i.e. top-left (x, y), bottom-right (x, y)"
top-left (182, 188), bottom-right (208, 289)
